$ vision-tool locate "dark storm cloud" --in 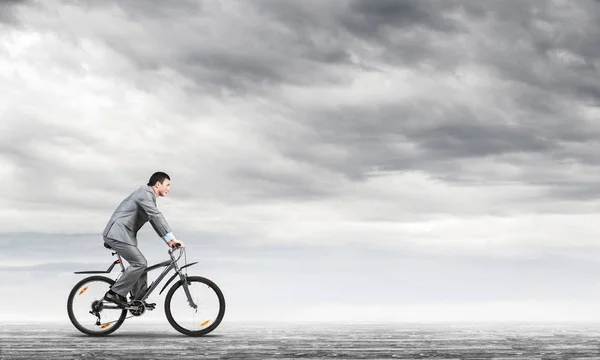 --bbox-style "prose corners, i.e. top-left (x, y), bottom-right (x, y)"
top-left (249, 0), bottom-right (600, 201)
top-left (36, 0), bottom-right (599, 116)
top-left (45, 0), bottom-right (362, 94)
top-left (260, 96), bottom-right (598, 185)
top-left (206, 1), bottom-right (600, 194)
top-left (0, 0), bottom-right (29, 25)
top-left (5, 0), bottom-right (600, 205)
top-left (469, 2), bottom-right (600, 105)
top-left (344, 0), bottom-right (460, 33)
top-left (251, 0), bottom-right (600, 99)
